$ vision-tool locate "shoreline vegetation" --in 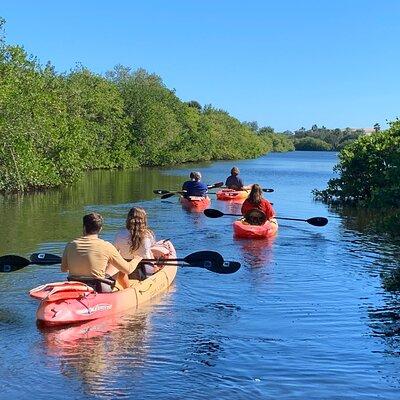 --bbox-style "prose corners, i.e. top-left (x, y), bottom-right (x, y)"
top-left (0, 19), bottom-right (294, 194)
top-left (313, 119), bottom-right (400, 290)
